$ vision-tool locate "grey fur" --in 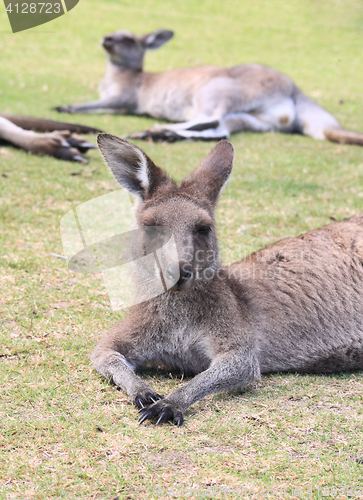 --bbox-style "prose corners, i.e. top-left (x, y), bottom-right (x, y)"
top-left (57, 29), bottom-right (363, 145)
top-left (91, 135), bottom-right (363, 426)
